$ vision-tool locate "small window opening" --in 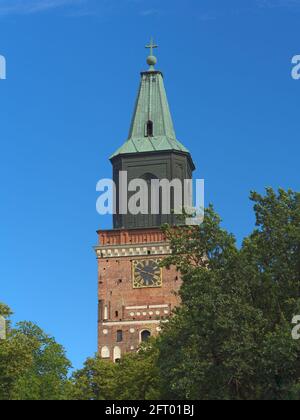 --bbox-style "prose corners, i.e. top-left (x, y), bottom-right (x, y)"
top-left (117, 330), bottom-right (123, 343)
top-left (145, 120), bottom-right (154, 137)
top-left (115, 311), bottom-right (119, 318)
top-left (141, 330), bottom-right (151, 342)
